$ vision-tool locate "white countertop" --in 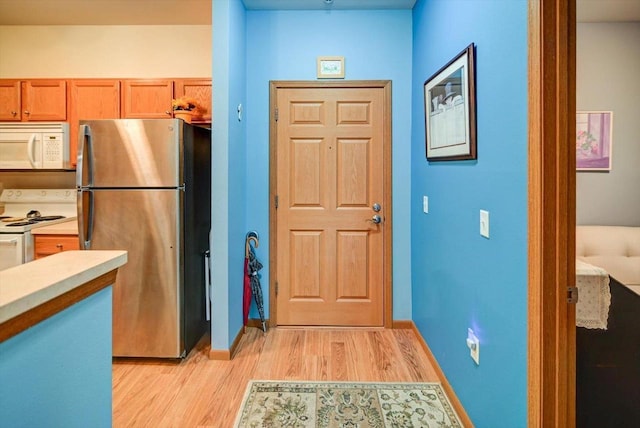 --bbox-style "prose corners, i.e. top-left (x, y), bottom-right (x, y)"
top-left (31, 219), bottom-right (78, 235)
top-left (0, 250), bottom-right (127, 324)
